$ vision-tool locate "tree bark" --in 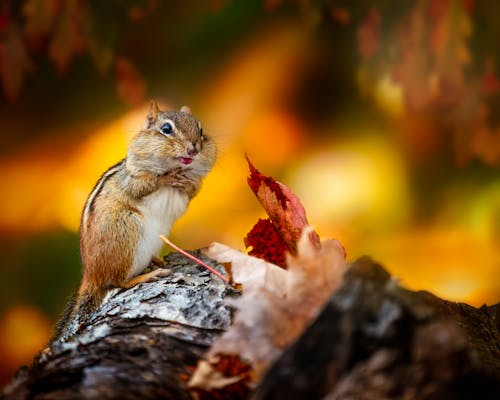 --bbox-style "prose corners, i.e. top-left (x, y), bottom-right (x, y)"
top-left (2, 251), bottom-right (236, 400)
top-left (253, 257), bottom-right (500, 400)
top-left (2, 254), bottom-right (499, 400)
